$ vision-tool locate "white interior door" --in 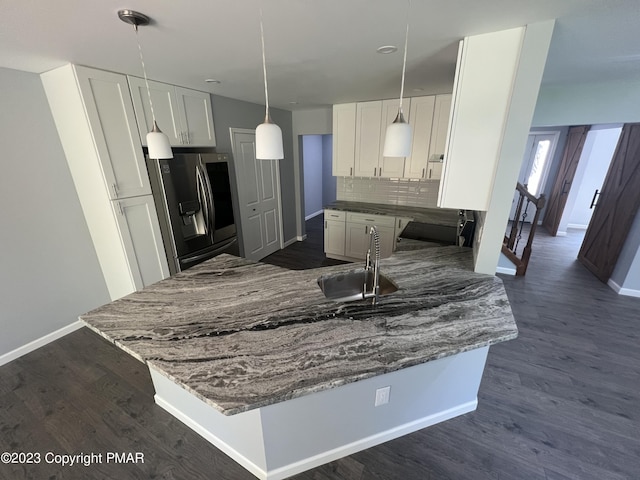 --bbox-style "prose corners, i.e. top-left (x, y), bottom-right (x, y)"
top-left (231, 128), bottom-right (282, 261)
